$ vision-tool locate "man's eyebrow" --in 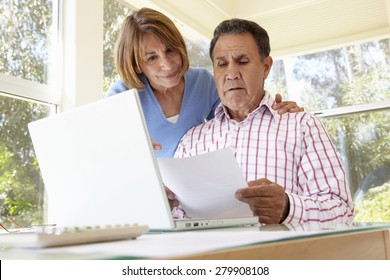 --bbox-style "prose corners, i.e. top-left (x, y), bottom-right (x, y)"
top-left (214, 55), bottom-right (226, 61)
top-left (234, 54), bottom-right (248, 60)
top-left (215, 54), bottom-right (248, 60)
